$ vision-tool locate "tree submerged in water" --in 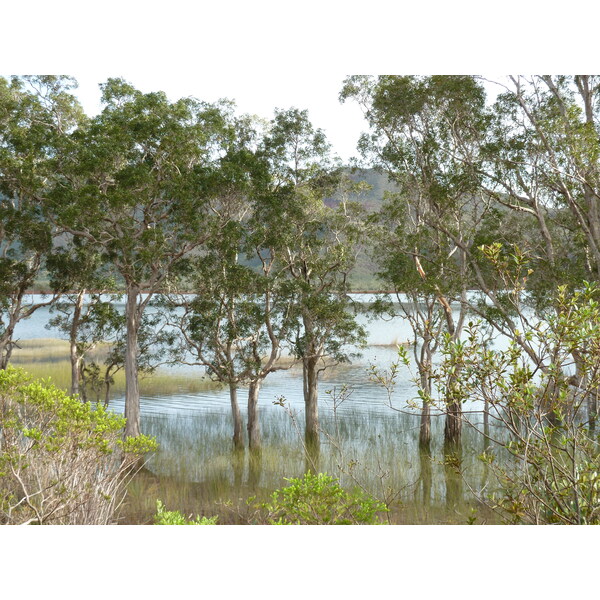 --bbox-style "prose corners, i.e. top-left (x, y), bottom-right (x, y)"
top-left (431, 281), bottom-right (600, 524)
